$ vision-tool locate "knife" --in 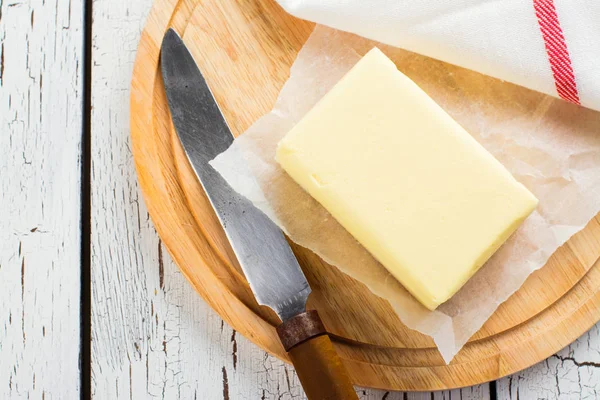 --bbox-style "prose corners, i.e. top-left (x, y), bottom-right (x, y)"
top-left (161, 29), bottom-right (358, 400)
